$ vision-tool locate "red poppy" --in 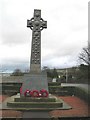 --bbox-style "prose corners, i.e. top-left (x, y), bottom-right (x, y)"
top-left (40, 89), bottom-right (48, 97)
top-left (24, 89), bottom-right (31, 97)
top-left (31, 90), bottom-right (39, 97)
